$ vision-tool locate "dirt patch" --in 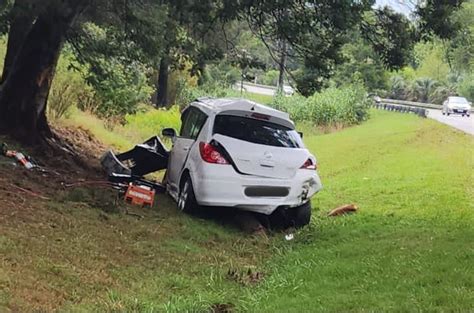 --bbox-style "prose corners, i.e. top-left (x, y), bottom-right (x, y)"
top-left (209, 303), bottom-right (235, 313)
top-left (227, 267), bottom-right (264, 286)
